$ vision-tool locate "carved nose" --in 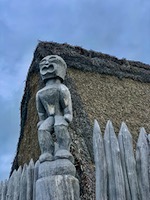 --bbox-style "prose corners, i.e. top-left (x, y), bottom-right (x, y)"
top-left (45, 60), bottom-right (49, 65)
